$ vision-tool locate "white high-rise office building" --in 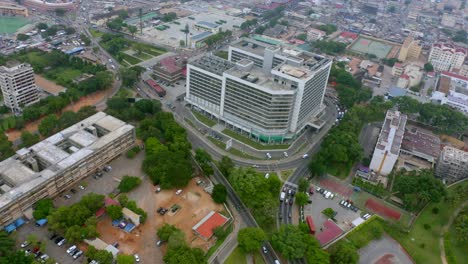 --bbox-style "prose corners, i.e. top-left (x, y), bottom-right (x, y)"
top-left (0, 62), bottom-right (39, 112)
top-left (185, 38), bottom-right (332, 143)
